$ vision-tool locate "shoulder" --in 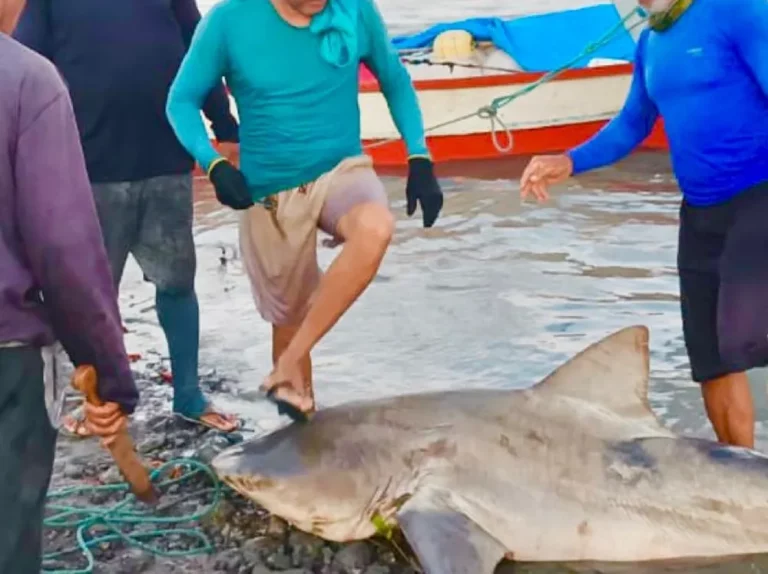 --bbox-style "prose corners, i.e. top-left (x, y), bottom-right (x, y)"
top-left (0, 35), bottom-right (68, 131)
top-left (202, 0), bottom-right (243, 24)
top-left (357, 0), bottom-right (385, 28)
top-left (697, 0), bottom-right (763, 24)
